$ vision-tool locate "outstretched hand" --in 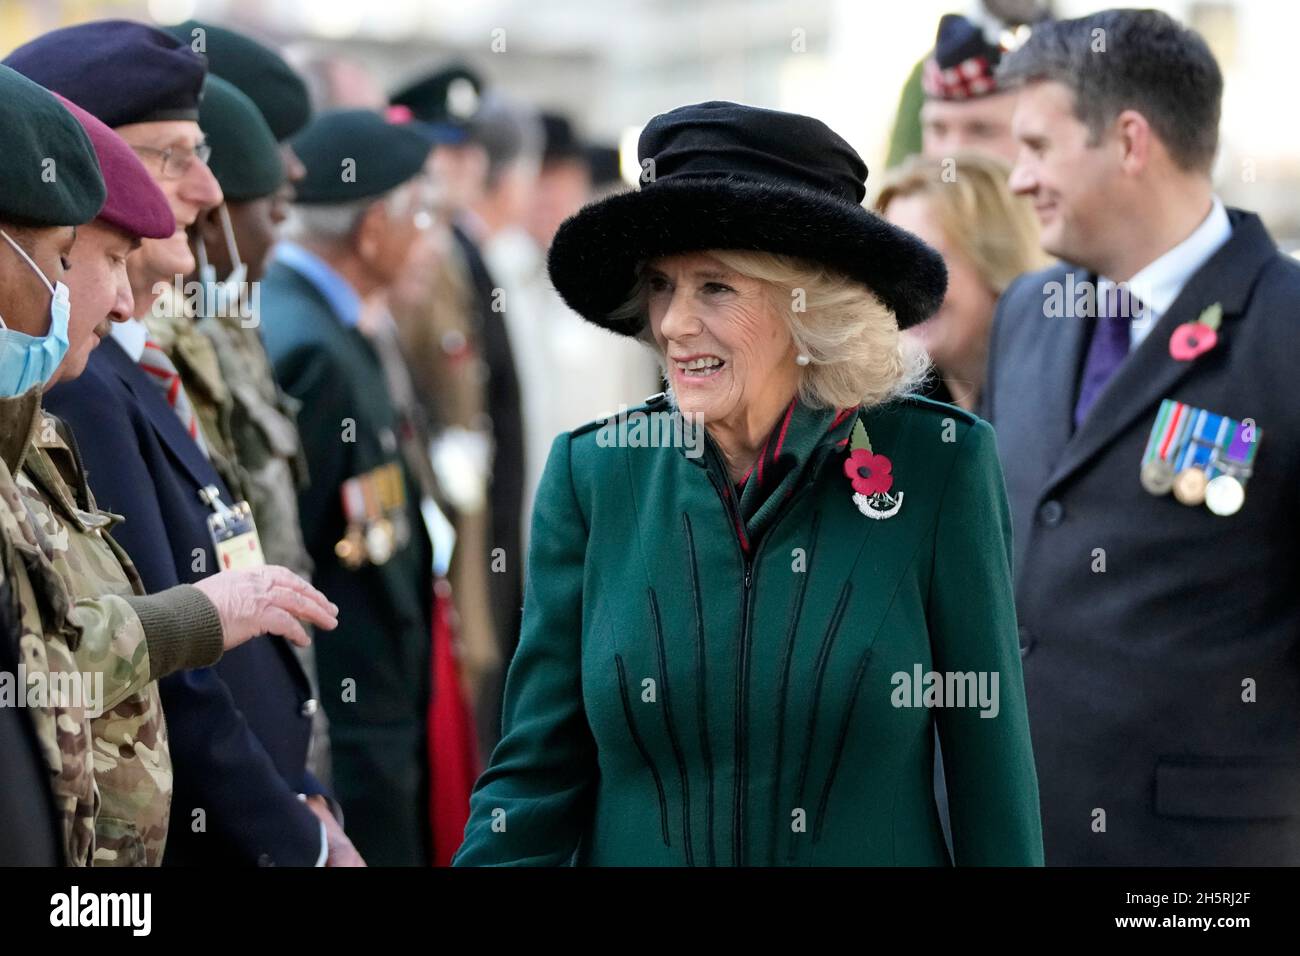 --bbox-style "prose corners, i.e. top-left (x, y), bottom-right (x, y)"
top-left (194, 565), bottom-right (338, 651)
